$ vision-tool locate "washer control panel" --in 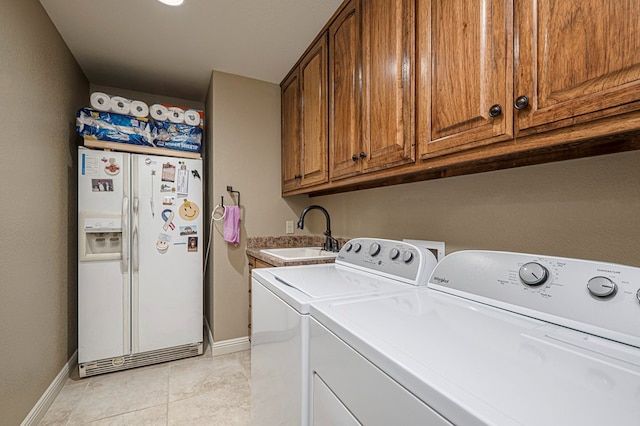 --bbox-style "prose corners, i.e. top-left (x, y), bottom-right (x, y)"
top-left (428, 250), bottom-right (640, 348)
top-left (336, 238), bottom-right (439, 285)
